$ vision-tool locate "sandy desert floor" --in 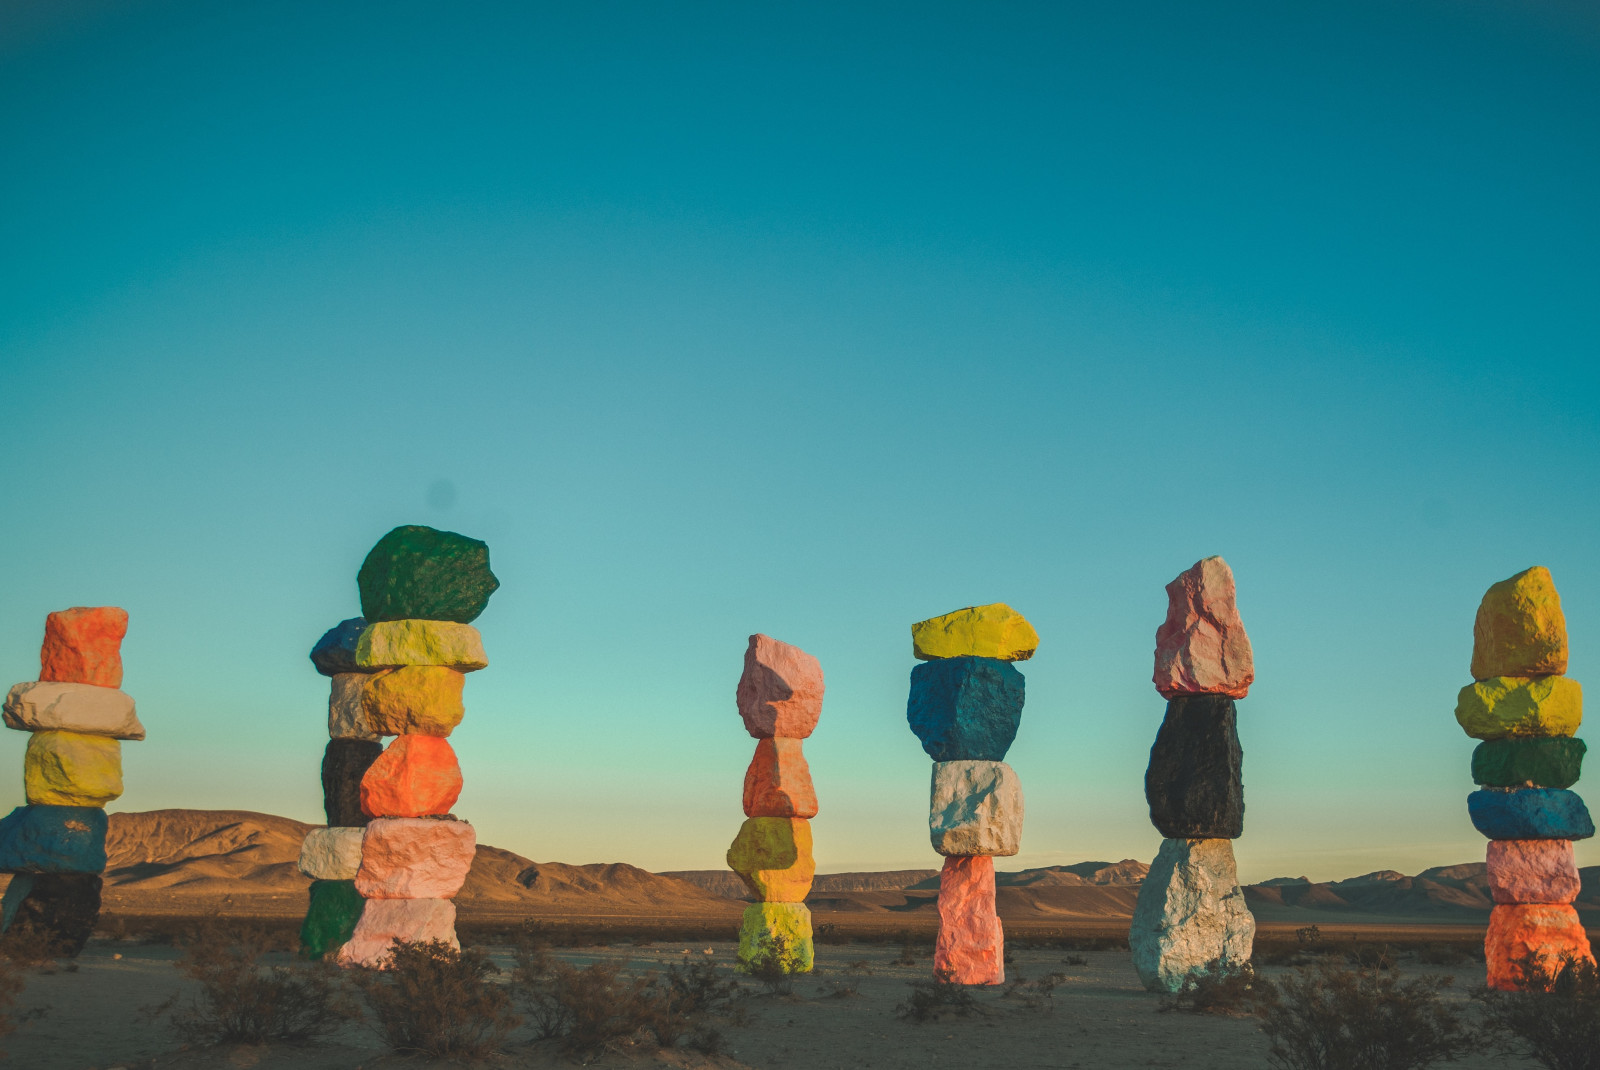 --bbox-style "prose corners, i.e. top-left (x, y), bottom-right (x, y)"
top-left (0, 936), bottom-right (1548, 1070)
